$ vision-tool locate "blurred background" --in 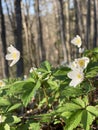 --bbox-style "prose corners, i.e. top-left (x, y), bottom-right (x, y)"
top-left (0, 0), bottom-right (98, 78)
